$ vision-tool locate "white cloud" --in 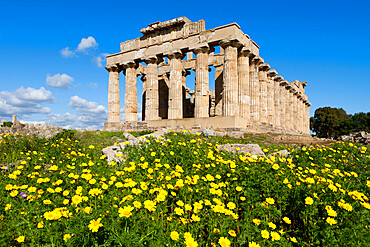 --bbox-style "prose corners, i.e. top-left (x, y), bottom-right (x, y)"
top-left (60, 36), bottom-right (98, 58)
top-left (77, 36), bottom-right (98, 53)
top-left (60, 47), bottom-right (75, 58)
top-left (92, 53), bottom-right (109, 68)
top-left (46, 73), bottom-right (74, 88)
top-left (45, 95), bottom-right (107, 129)
top-left (47, 112), bottom-right (103, 130)
top-left (68, 95), bottom-right (106, 116)
top-left (0, 87), bottom-right (54, 118)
